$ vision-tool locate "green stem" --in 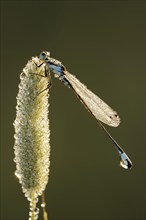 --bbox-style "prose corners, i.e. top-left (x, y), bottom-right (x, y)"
top-left (42, 193), bottom-right (48, 220)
